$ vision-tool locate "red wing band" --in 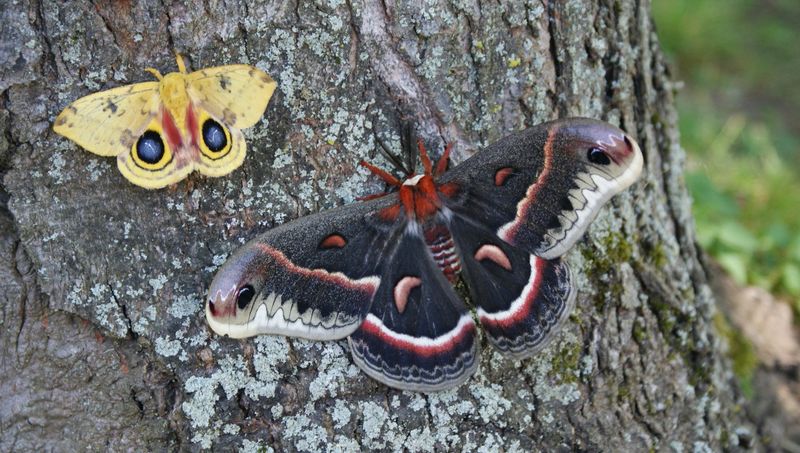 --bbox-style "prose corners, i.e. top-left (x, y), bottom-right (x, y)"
top-left (477, 256), bottom-right (575, 358)
top-left (497, 128), bottom-right (556, 246)
top-left (348, 314), bottom-right (479, 392)
top-left (206, 244), bottom-right (380, 340)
